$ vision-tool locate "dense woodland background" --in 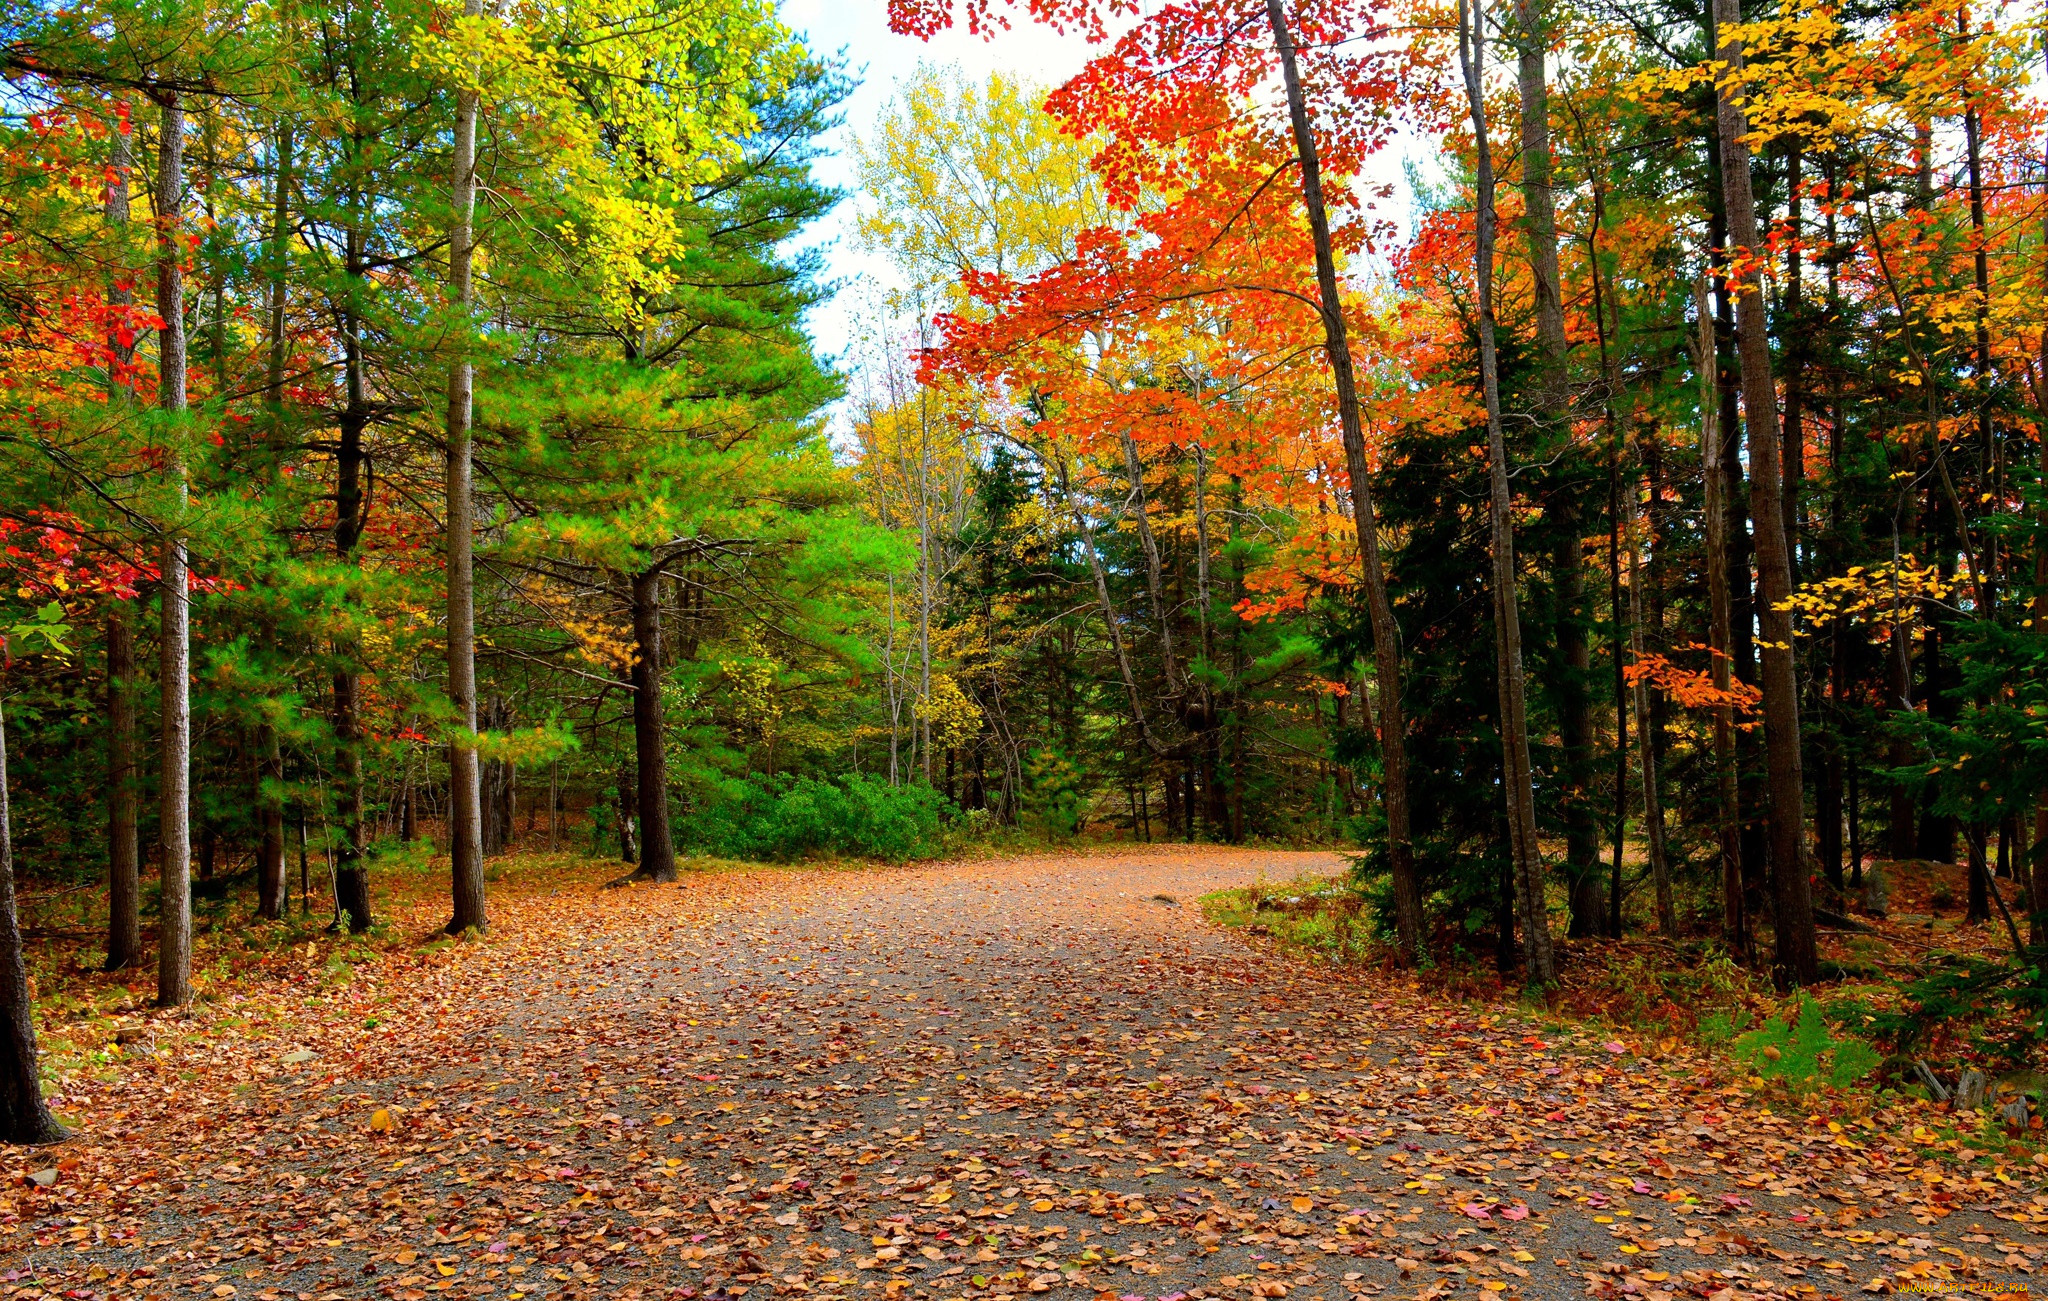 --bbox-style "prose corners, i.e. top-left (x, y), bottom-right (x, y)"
top-left (0, 0), bottom-right (2044, 1140)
